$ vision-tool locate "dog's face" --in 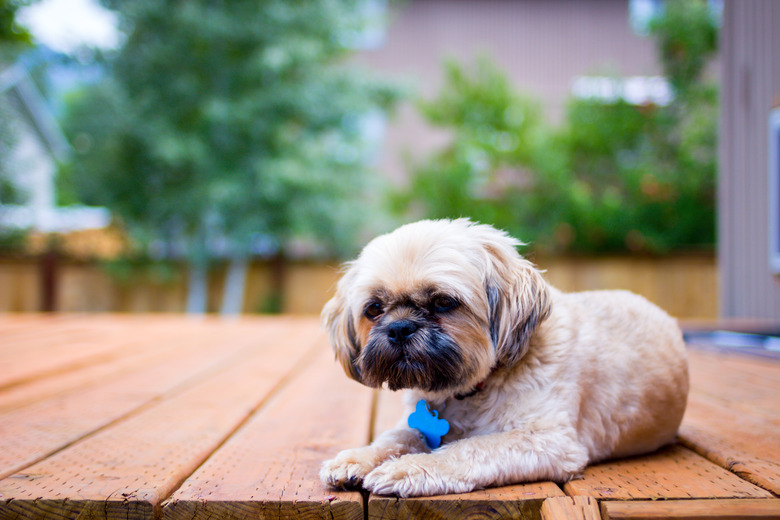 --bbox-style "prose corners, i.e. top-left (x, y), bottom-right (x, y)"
top-left (322, 219), bottom-right (551, 395)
